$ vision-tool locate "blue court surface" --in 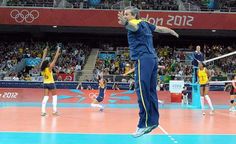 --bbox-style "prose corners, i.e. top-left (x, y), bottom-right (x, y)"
top-left (0, 132), bottom-right (236, 144)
